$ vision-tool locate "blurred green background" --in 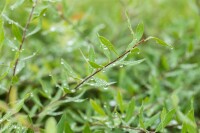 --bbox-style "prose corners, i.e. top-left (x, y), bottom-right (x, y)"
top-left (0, 0), bottom-right (200, 132)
